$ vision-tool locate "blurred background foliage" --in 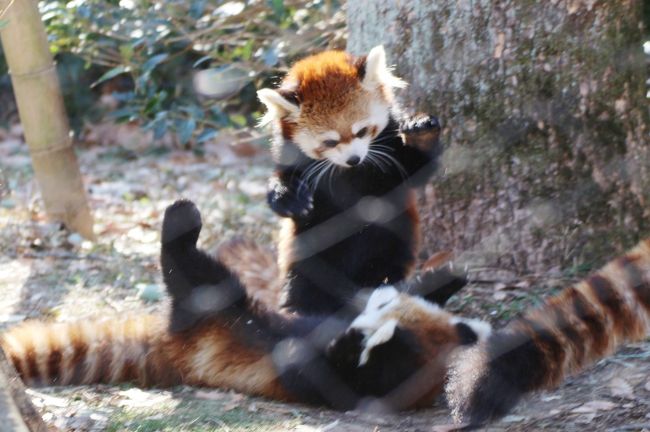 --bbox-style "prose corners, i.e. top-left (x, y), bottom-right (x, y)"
top-left (0, 0), bottom-right (345, 145)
